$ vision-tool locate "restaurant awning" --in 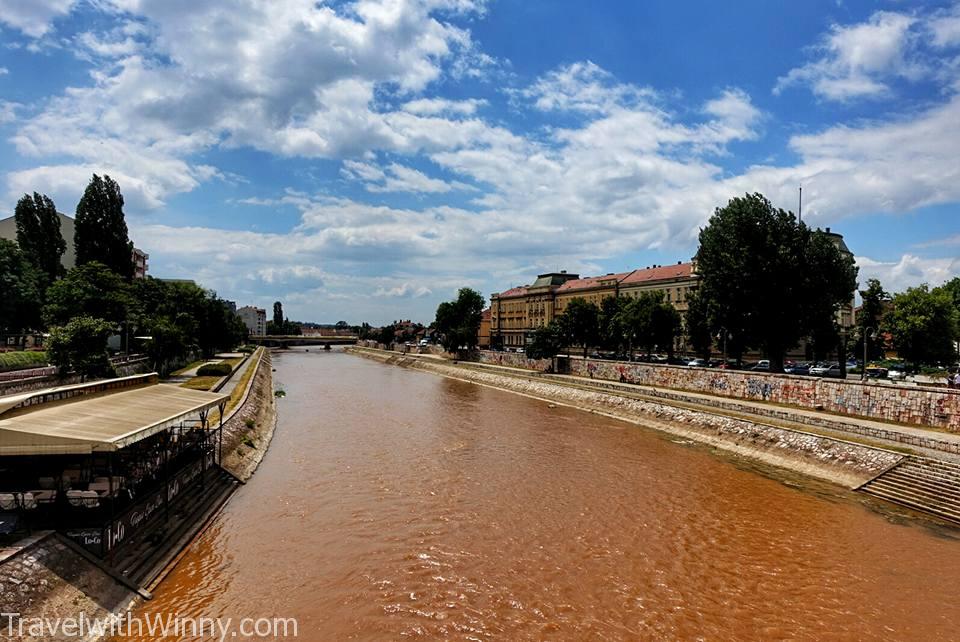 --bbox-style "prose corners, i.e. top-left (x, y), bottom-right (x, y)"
top-left (0, 378), bottom-right (230, 456)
